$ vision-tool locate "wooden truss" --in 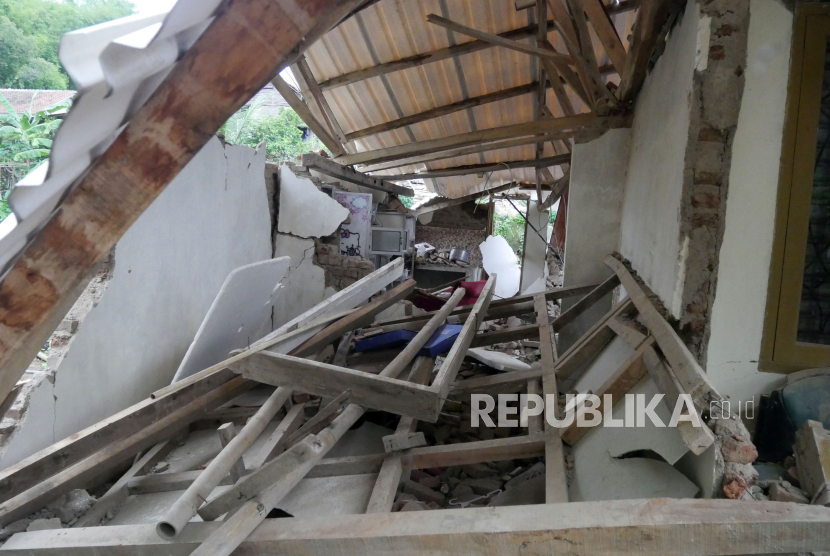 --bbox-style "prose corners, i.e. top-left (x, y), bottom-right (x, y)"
top-left (1, 256), bottom-right (827, 556)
